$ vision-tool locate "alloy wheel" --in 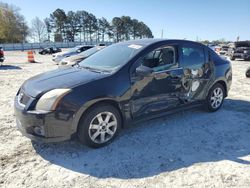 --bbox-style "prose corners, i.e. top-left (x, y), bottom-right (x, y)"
top-left (210, 87), bottom-right (224, 109)
top-left (88, 112), bottom-right (118, 144)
